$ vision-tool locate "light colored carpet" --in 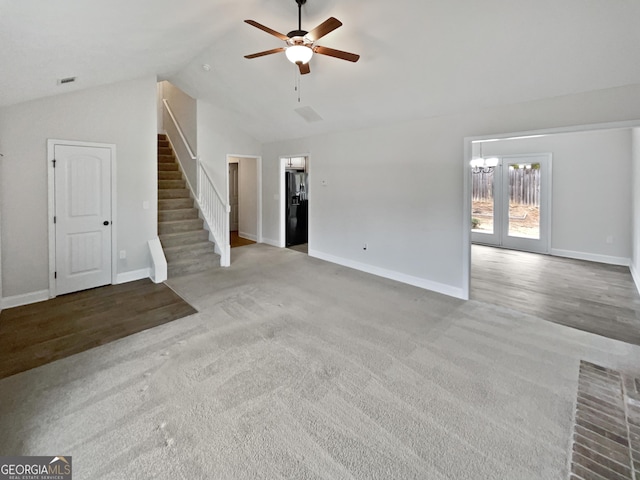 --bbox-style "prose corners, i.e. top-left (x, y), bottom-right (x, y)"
top-left (1, 244), bottom-right (639, 479)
